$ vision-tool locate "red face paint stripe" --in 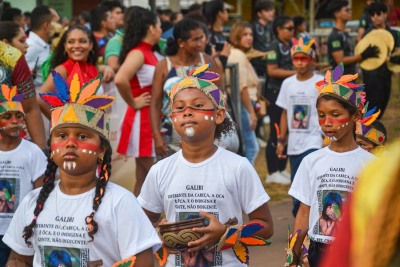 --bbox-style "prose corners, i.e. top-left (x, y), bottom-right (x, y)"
top-left (51, 138), bottom-right (99, 152)
top-left (170, 108), bottom-right (215, 118)
top-left (318, 117), bottom-right (351, 125)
